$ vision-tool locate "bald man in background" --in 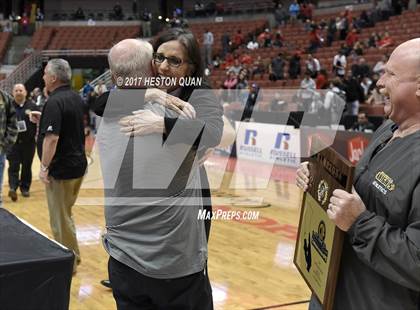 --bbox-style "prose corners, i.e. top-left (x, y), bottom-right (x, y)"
top-left (296, 38), bottom-right (420, 310)
top-left (7, 84), bottom-right (39, 201)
